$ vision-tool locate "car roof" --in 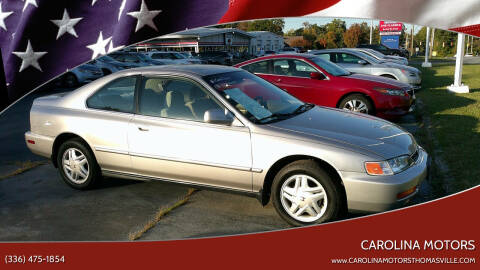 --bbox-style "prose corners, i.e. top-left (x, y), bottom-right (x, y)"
top-left (116, 64), bottom-right (240, 77)
top-left (248, 53), bottom-right (315, 61)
